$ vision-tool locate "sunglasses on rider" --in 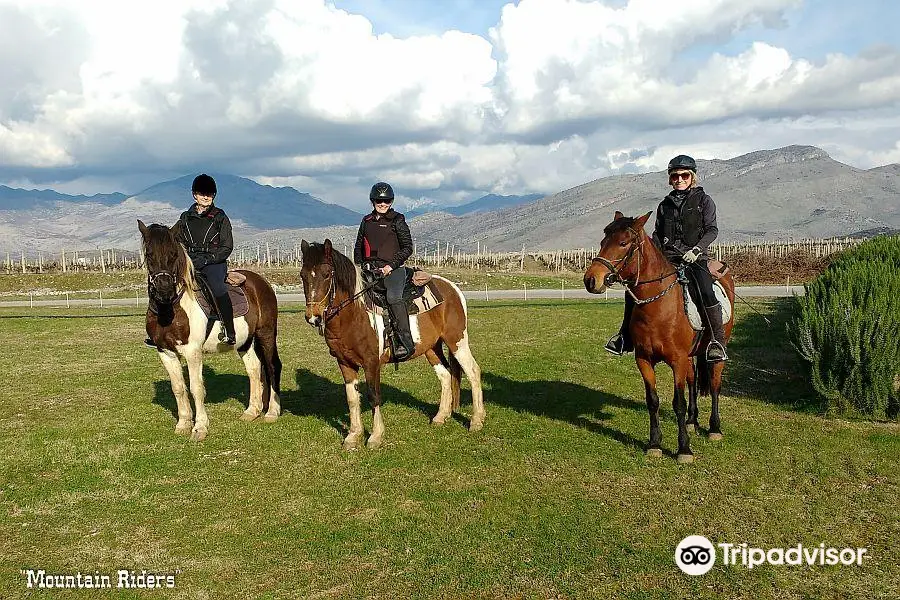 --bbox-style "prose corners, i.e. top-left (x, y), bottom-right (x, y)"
top-left (669, 172), bottom-right (693, 182)
top-left (373, 199), bottom-right (393, 205)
